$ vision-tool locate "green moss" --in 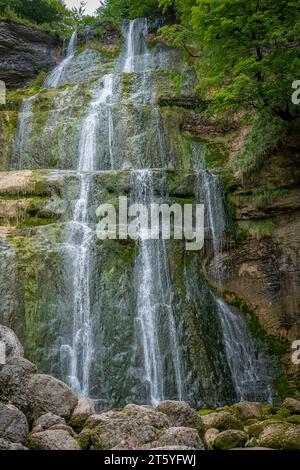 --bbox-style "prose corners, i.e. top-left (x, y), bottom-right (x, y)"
top-left (18, 216), bottom-right (57, 228)
top-left (198, 409), bottom-right (216, 416)
top-left (205, 143), bottom-right (228, 169)
top-left (286, 416), bottom-right (300, 425)
top-left (244, 220), bottom-right (277, 239)
top-left (234, 187), bottom-right (289, 209)
top-left (170, 196), bottom-right (195, 205)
